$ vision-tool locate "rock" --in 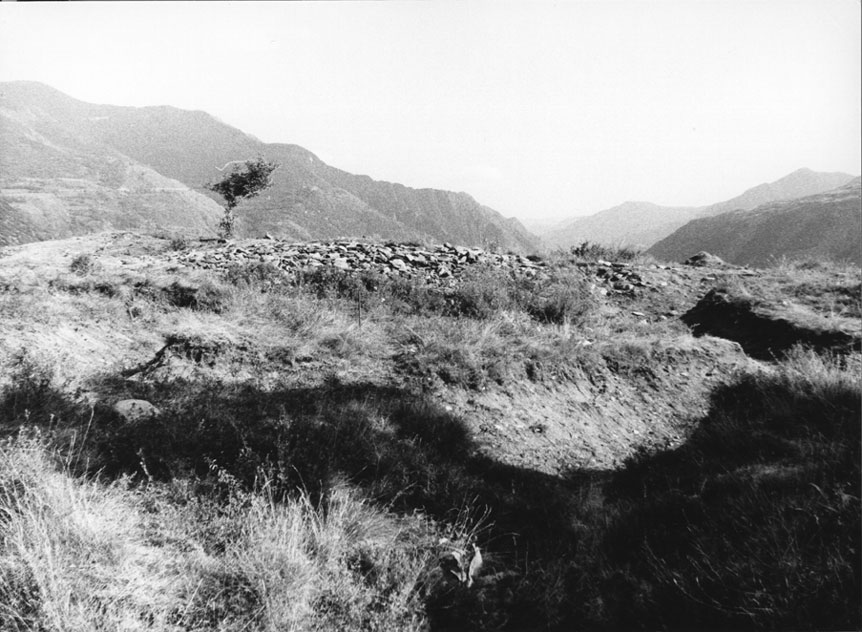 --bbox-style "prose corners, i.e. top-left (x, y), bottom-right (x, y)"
top-left (682, 288), bottom-right (861, 360)
top-left (684, 251), bottom-right (727, 267)
top-left (169, 239), bottom-right (555, 287)
top-left (113, 399), bottom-right (160, 423)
